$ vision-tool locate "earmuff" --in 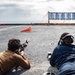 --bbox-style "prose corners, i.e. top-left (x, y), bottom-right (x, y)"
top-left (58, 34), bottom-right (74, 45)
top-left (62, 34), bottom-right (74, 41)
